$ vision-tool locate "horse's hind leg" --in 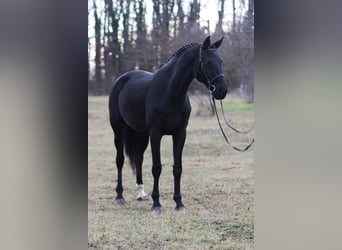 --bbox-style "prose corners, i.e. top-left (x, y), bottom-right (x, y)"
top-left (135, 133), bottom-right (149, 201)
top-left (113, 126), bottom-right (125, 204)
